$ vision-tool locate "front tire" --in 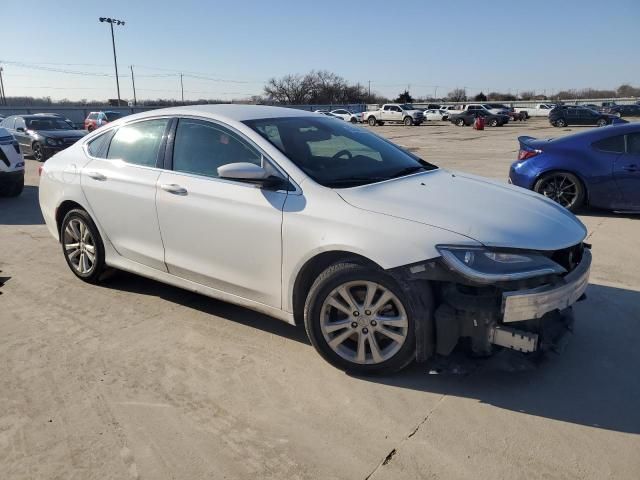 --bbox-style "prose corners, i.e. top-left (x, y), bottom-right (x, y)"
top-left (32, 142), bottom-right (45, 162)
top-left (596, 118), bottom-right (608, 127)
top-left (489, 119), bottom-right (499, 127)
top-left (456, 118), bottom-right (465, 126)
top-left (555, 118), bottom-right (567, 127)
top-left (403, 116), bottom-right (413, 126)
top-left (304, 263), bottom-right (416, 375)
top-left (534, 172), bottom-right (585, 212)
top-left (368, 116), bottom-right (376, 126)
top-left (350, 117), bottom-right (358, 123)
top-left (0, 176), bottom-right (24, 197)
top-left (61, 209), bottom-right (107, 283)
